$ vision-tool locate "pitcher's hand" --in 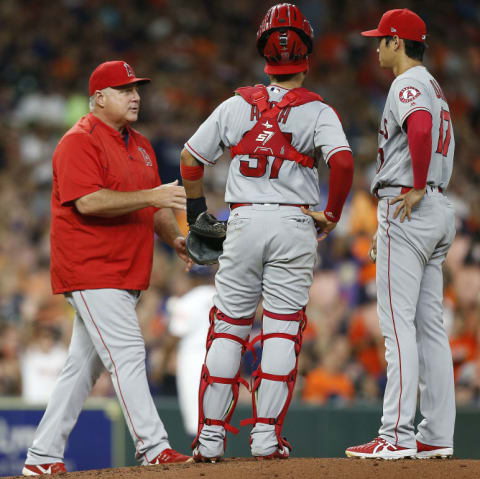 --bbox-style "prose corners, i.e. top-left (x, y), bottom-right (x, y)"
top-left (391, 187), bottom-right (426, 222)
